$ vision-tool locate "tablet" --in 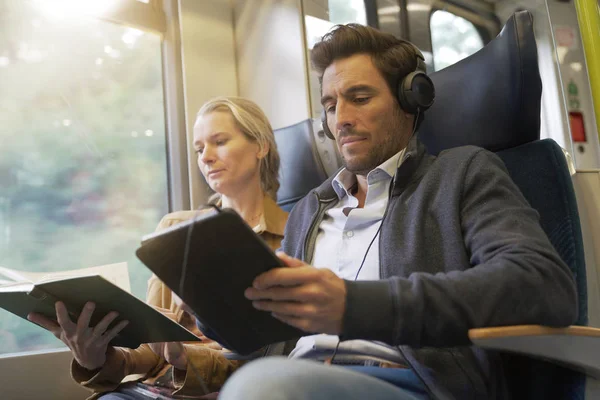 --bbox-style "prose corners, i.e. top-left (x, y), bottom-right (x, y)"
top-left (135, 207), bottom-right (303, 354)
